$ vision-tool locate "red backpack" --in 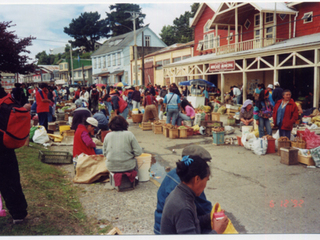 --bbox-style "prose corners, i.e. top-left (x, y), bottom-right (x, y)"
top-left (118, 97), bottom-right (128, 113)
top-left (0, 94), bottom-right (31, 149)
